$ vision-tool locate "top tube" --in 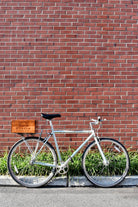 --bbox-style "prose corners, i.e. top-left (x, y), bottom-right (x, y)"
top-left (54, 130), bottom-right (92, 134)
